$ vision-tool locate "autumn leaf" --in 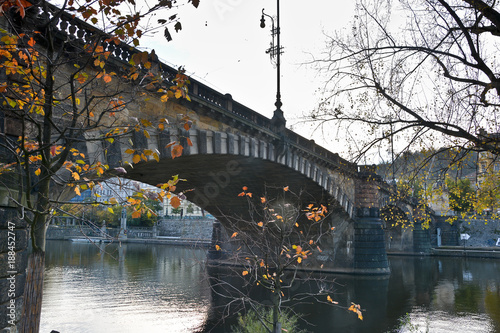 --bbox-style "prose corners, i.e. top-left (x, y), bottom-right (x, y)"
top-left (297, 257), bottom-right (302, 264)
top-left (231, 232), bottom-right (238, 238)
top-left (284, 186), bottom-right (289, 191)
top-left (260, 197), bottom-right (266, 203)
top-left (215, 244), bottom-right (221, 251)
top-left (242, 270), bottom-right (248, 276)
top-left (74, 186), bottom-right (81, 196)
top-left (132, 211), bottom-right (141, 219)
top-left (242, 186), bottom-right (248, 191)
top-left (171, 144), bottom-right (183, 159)
top-left (186, 138), bottom-right (193, 146)
top-left (238, 192), bottom-right (245, 197)
top-left (326, 295), bottom-right (338, 304)
top-left (27, 37), bottom-right (35, 47)
top-left (132, 154), bottom-right (141, 164)
top-left (257, 221), bottom-right (264, 227)
top-left (35, 168), bottom-right (41, 176)
top-left (103, 74), bottom-right (112, 83)
top-left (170, 196), bottom-right (181, 209)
